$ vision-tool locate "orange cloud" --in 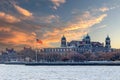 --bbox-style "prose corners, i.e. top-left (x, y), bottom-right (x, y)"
top-left (9, 32), bottom-right (34, 45)
top-left (0, 12), bottom-right (20, 23)
top-left (41, 12), bottom-right (107, 47)
top-left (0, 27), bottom-right (36, 48)
top-left (0, 6), bottom-right (108, 49)
top-left (0, 11), bottom-right (107, 49)
top-left (64, 14), bottom-right (107, 31)
top-left (41, 28), bottom-right (88, 48)
top-left (14, 4), bottom-right (32, 17)
top-left (0, 27), bottom-right (11, 32)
